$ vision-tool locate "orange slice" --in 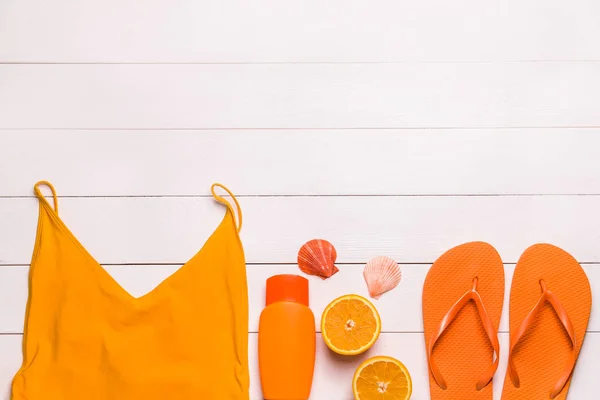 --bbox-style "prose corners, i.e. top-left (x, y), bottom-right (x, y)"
top-left (353, 356), bottom-right (412, 400)
top-left (321, 294), bottom-right (381, 355)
